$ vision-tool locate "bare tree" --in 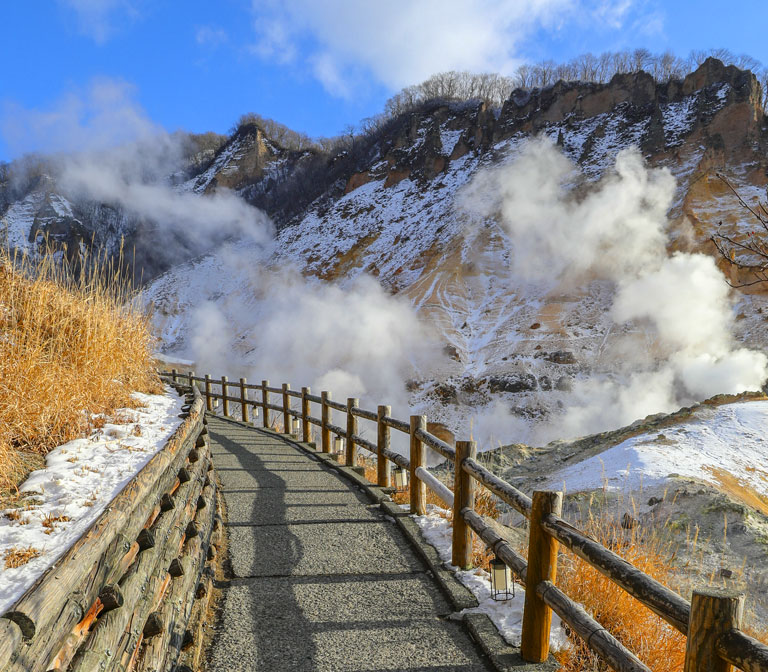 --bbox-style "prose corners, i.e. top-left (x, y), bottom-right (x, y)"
top-left (711, 175), bottom-right (768, 286)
